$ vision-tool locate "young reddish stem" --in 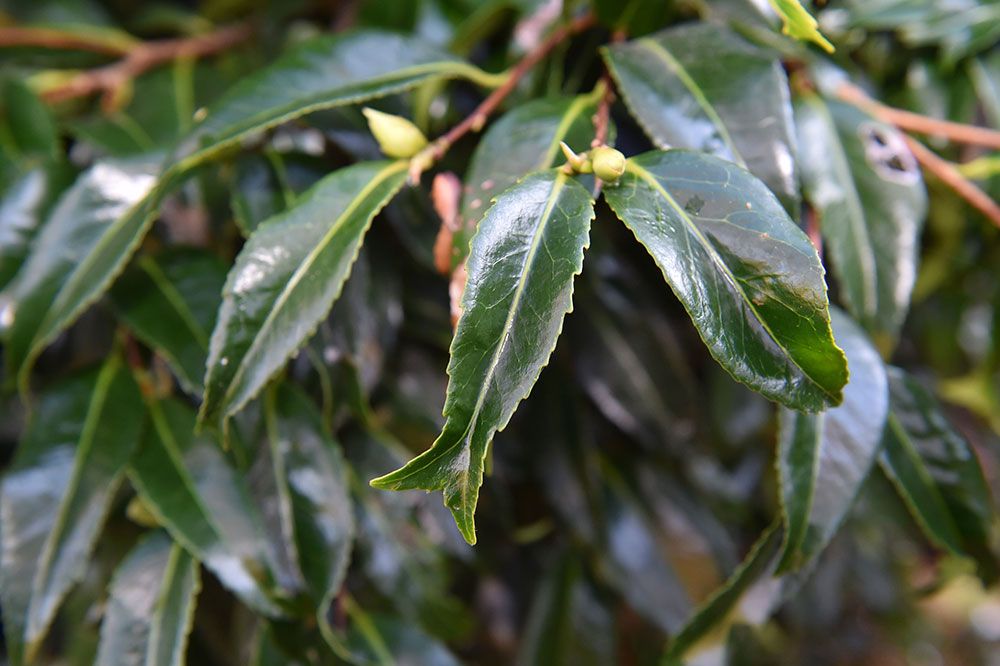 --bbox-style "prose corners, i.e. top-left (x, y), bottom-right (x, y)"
top-left (409, 13), bottom-right (596, 182)
top-left (904, 135), bottom-right (1000, 229)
